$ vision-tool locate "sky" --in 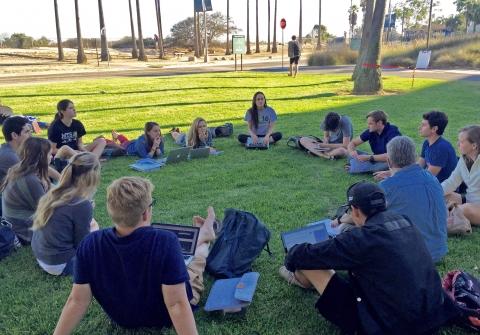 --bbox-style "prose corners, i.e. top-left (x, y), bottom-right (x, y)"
top-left (0, 0), bottom-right (457, 42)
